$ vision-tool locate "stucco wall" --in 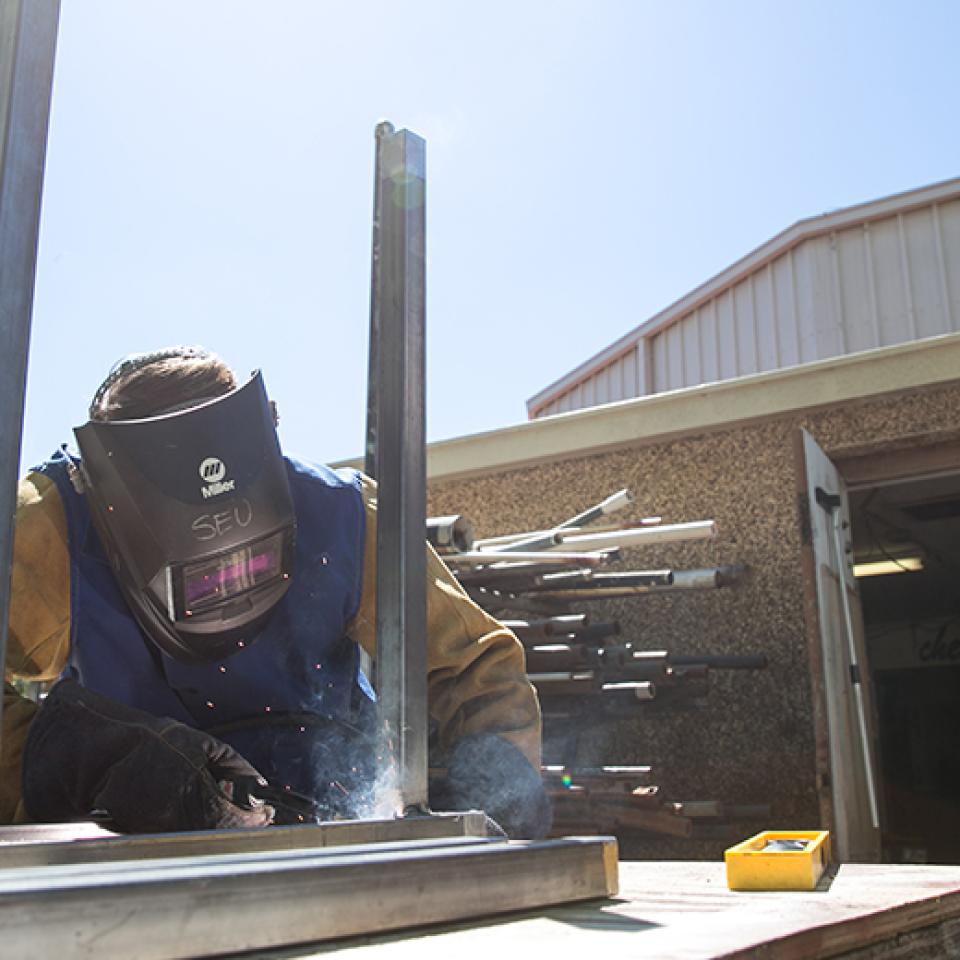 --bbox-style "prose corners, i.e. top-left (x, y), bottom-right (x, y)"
top-left (426, 380), bottom-right (960, 858)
